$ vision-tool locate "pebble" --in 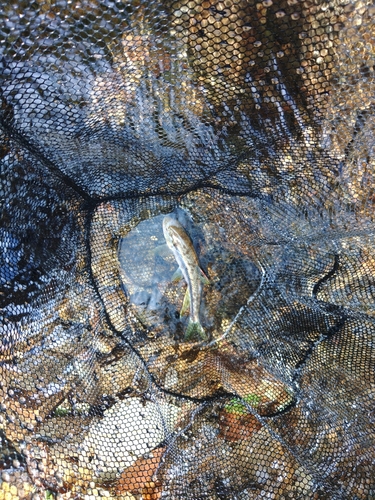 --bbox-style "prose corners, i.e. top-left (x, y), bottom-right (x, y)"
top-left (1, 472), bottom-right (11, 482)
